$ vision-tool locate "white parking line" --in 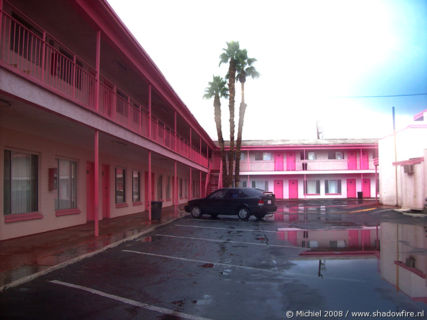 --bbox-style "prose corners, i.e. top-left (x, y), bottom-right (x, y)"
top-left (122, 250), bottom-right (365, 283)
top-left (175, 224), bottom-right (278, 233)
top-left (154, 233), bottom-right (299, 249)
top-left (50, 280), bottom-right (213, 320)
